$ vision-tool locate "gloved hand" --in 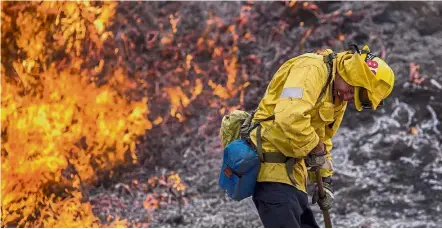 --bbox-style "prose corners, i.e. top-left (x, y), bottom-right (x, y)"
top-left (305, 142), bottom-right (326, 167)
top-left (312, 178), bottom-right (334, 210)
